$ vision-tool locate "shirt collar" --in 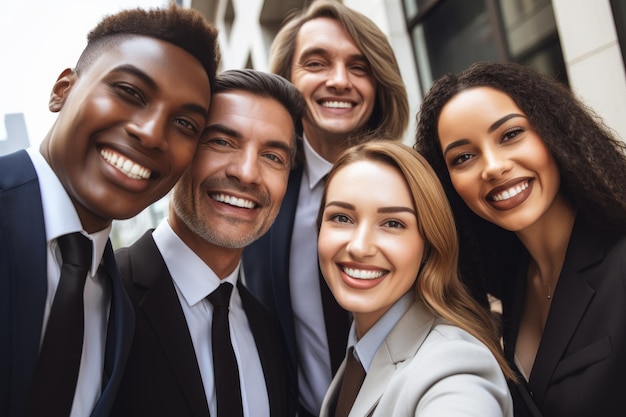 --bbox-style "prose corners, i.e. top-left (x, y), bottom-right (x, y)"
top-left (348, 291), bottom-right (415, 372)
top-left (153, 218), bottom-right (240, 307)
top-left (27, 147), bottom-right (111, 276)
top-left (302, 134), bottom-right (333, 190)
